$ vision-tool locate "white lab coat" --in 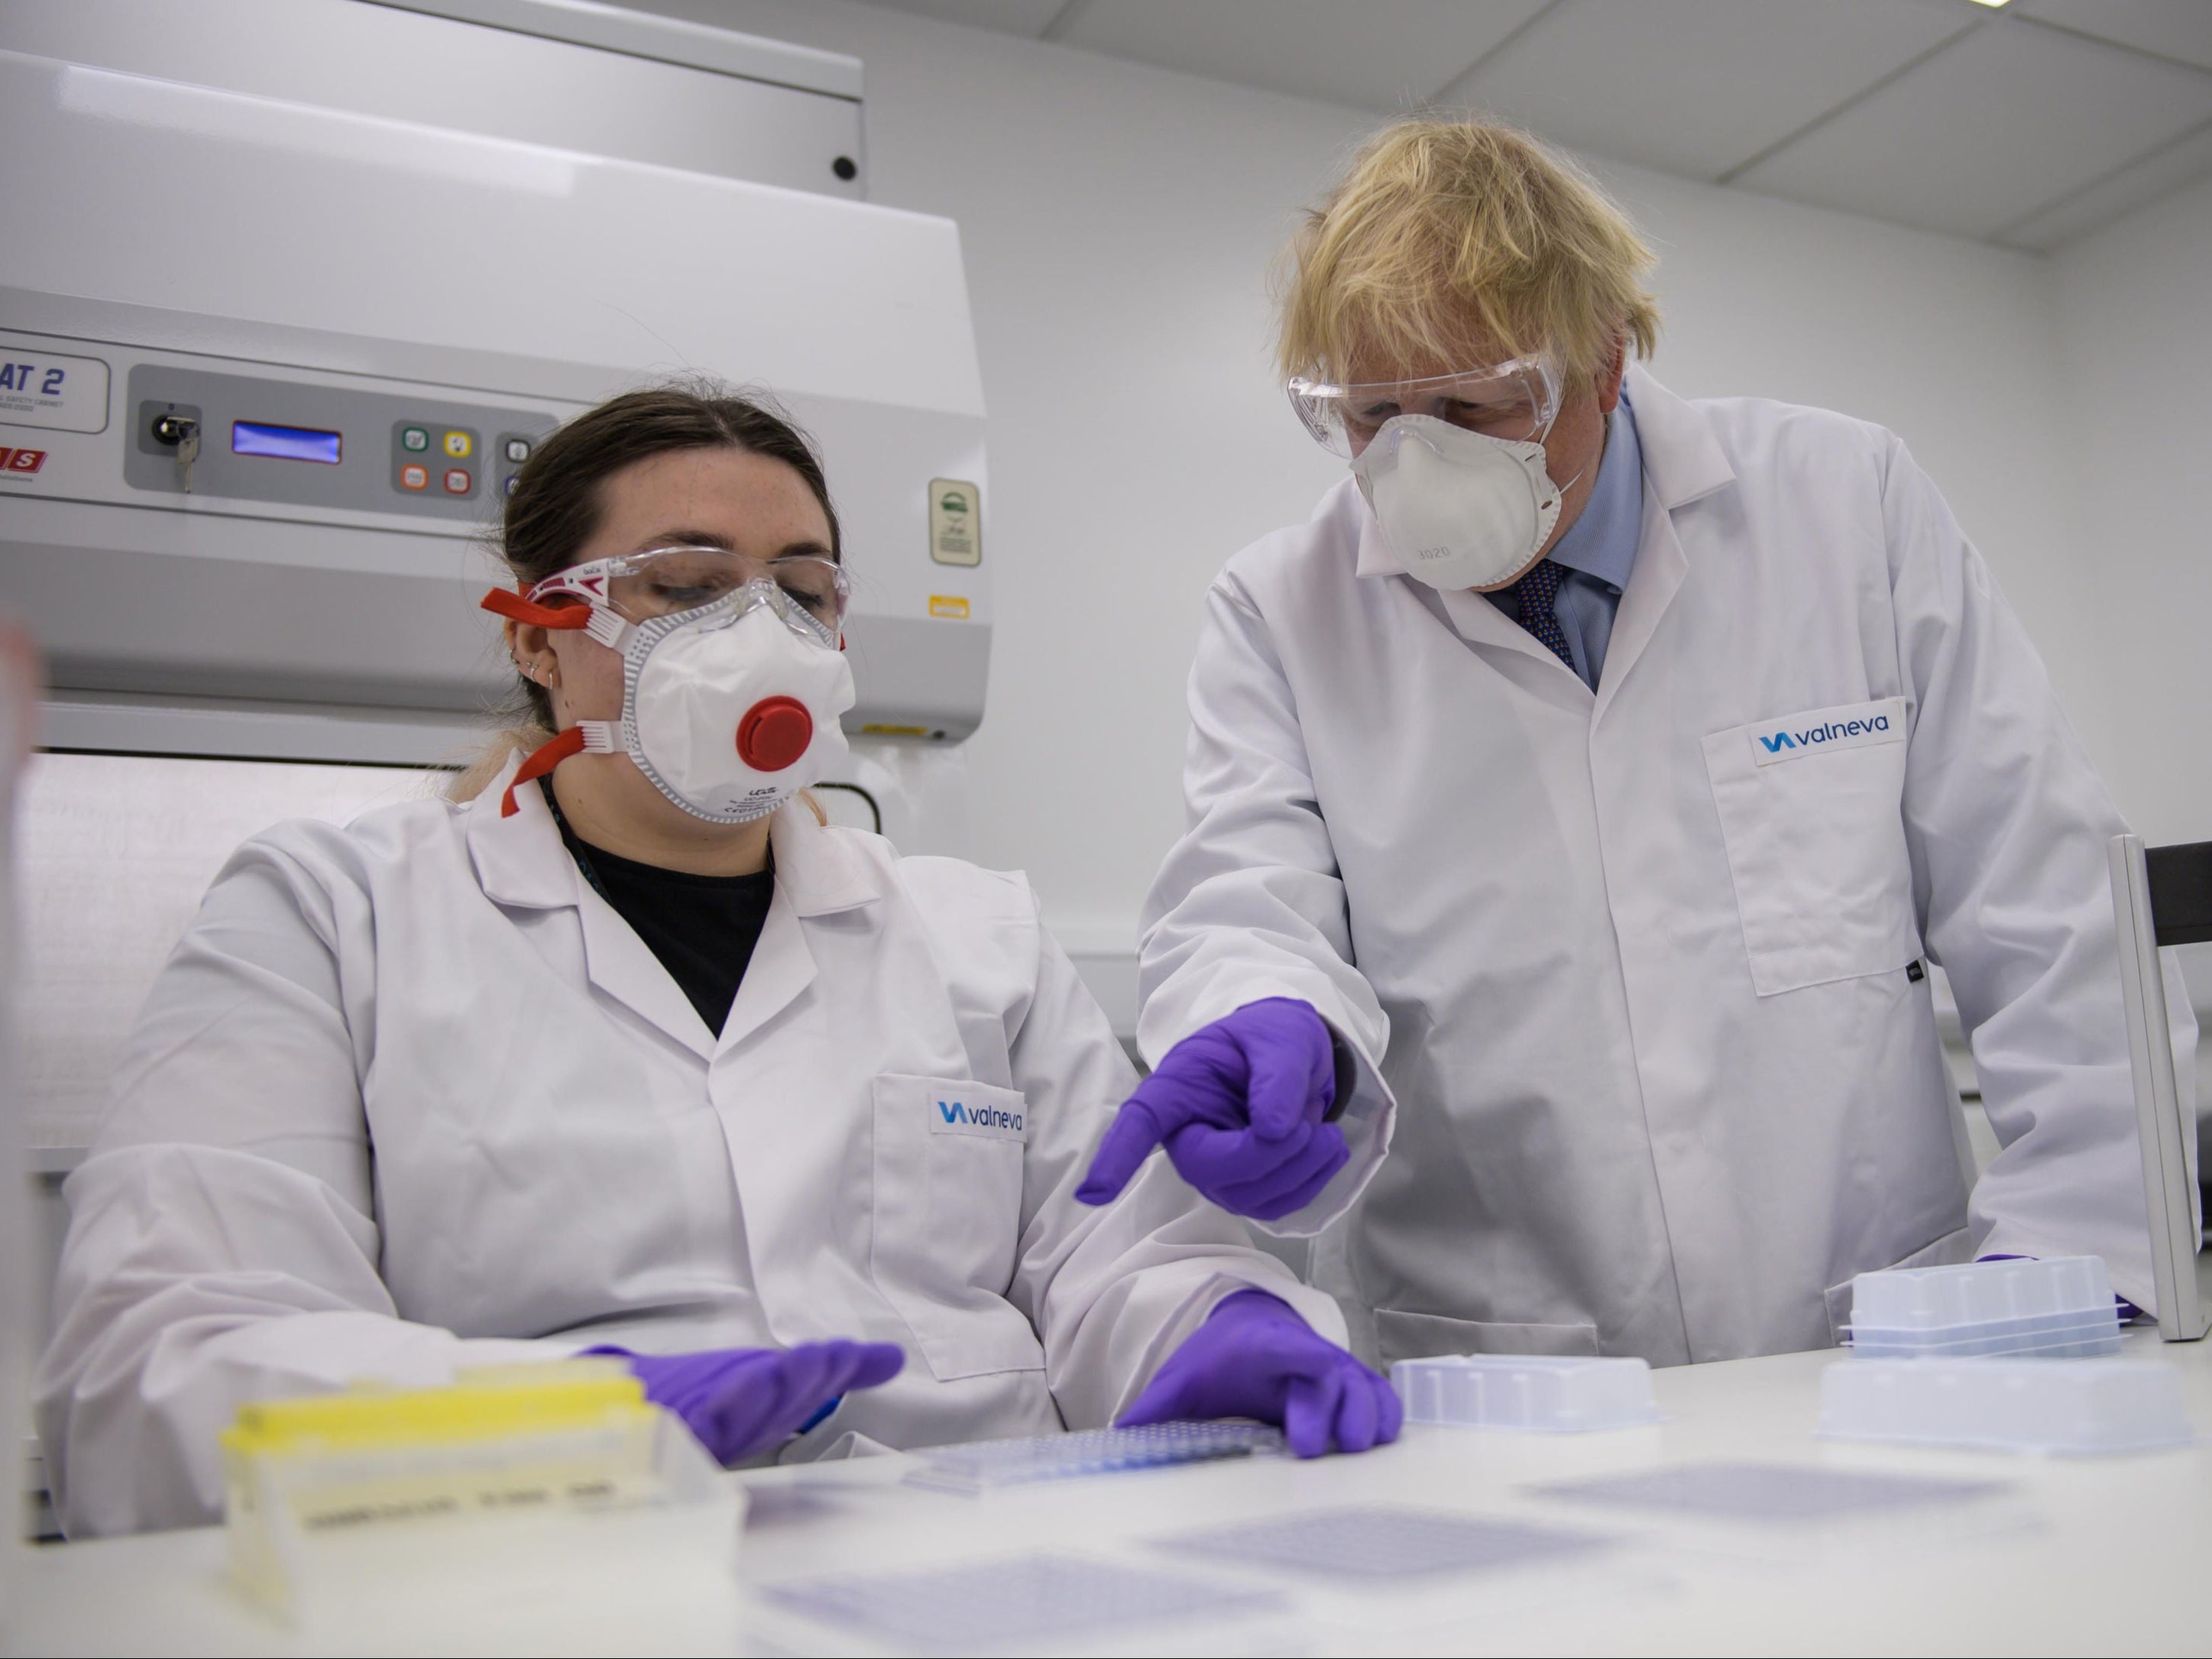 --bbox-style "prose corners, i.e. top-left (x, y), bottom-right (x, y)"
top-left (1140, 366), bottom-right (2190, 1368)
top-left (38, 758), bottom-right (1340, 1537)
